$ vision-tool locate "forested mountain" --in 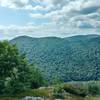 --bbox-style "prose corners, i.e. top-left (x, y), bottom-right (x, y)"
top-left (10, 35), bottom-right (100, 83)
